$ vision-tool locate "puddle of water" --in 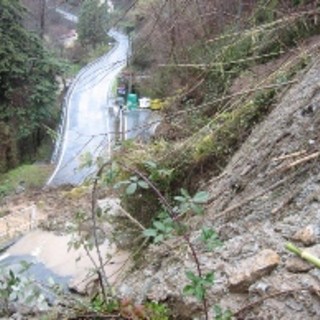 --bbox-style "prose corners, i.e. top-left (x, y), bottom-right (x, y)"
top-left (1, 230), bottom-right (130, 293)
